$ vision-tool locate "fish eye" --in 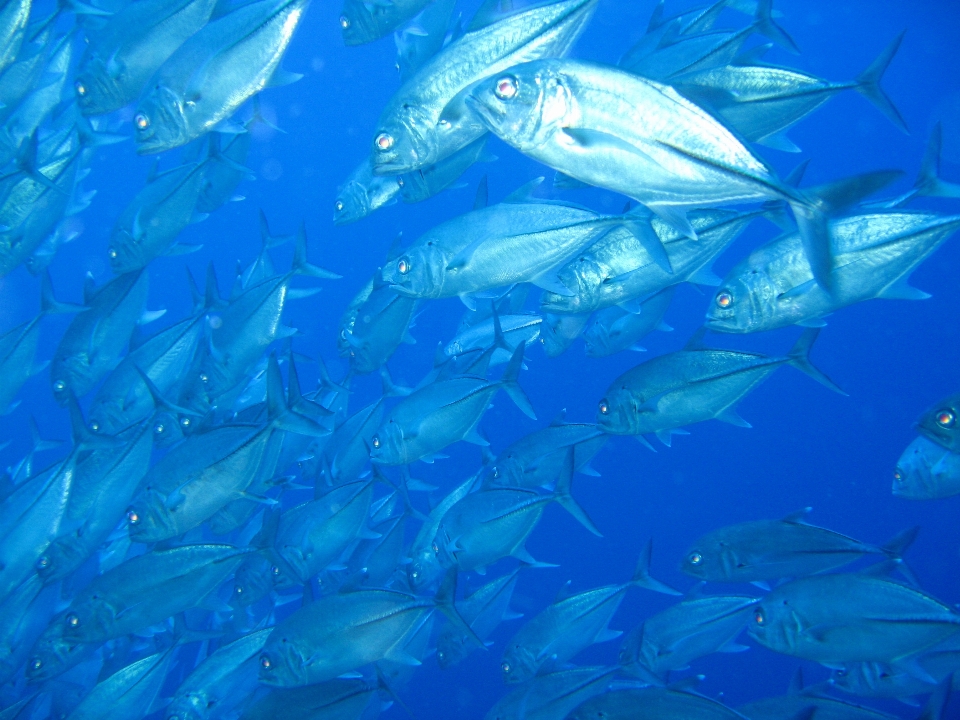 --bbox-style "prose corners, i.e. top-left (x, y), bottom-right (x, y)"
top-left (494, 75), bottom-right (518, 100)
top-left (437, 650), bottom-right (445, 661)
top-left (715, 291), bottom-right (733, 308)
top-left (598, 399), bottom-right (609, 415)
top-left (66, 613), bottom-right (79, 628)
top-left (74, 81), bottom-right (86, 96)
top-left (260, 654), bottom-right (272, 669)
top-left (154, 422), bottom-right (165, 434)
top-left (492, 467), bottom-right (499, 479)
top-left (234, 585), bottom-right (243, 595)
top-left (835, 669), bottom-right (847, 678)
top-left (335, 200), bottom-right (344, 212)
top-left (431, 542), bottom-right (439, 554)
top-left (375, 132), bottom-right (394, 151)
top-left (30, 658), bottom-right (42, 671)
top-left (89, 421), bottom-right (100, 432)
top-left (688, 551), bottom-right (702, 566)
top-left (372, 435), bottom-right (381, 449)
top-left (893, 468), bottom-right (903, 482)
top-left (127, 509), bottom-right (140, 525)
top-left (135, 113), bottom-right (149, 130)
top-left (754, 609), bottom-right (765, 626)
top-left (200, 373), bottom-right (209, 383)
top-left (397, 258), bottom-right (410, 274)
top-left (180, 417), bottom-right (191, 429)
top-left (411, 564), bottom-right (420, 579)
top-left (108, 247), bottom-right (117, 259)
top-left (339, 15), bottom-right (349, 28)
top-left (271, 565), bottom-right (280, 577)
top-left (36, 555), bottom-right (50, 570)
top-left (936, 410), bottom-right (955, 428)
top-left (54, 380), bottom-right (66, 392)
top-left (397, 176), bottom-right (404, 188)
top-left (501, 662), bottom-right (511, 674)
